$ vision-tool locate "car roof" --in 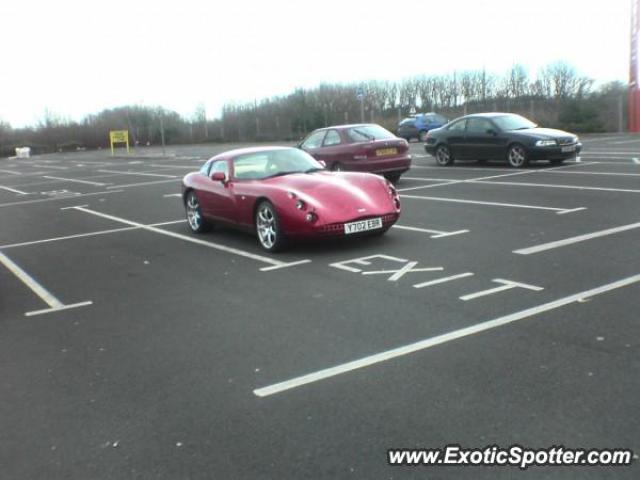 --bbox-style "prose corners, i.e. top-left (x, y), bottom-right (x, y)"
top-left (312, 123), bottom-right (379, 131)
top-left (462, 112), bottom-right (514, 118)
